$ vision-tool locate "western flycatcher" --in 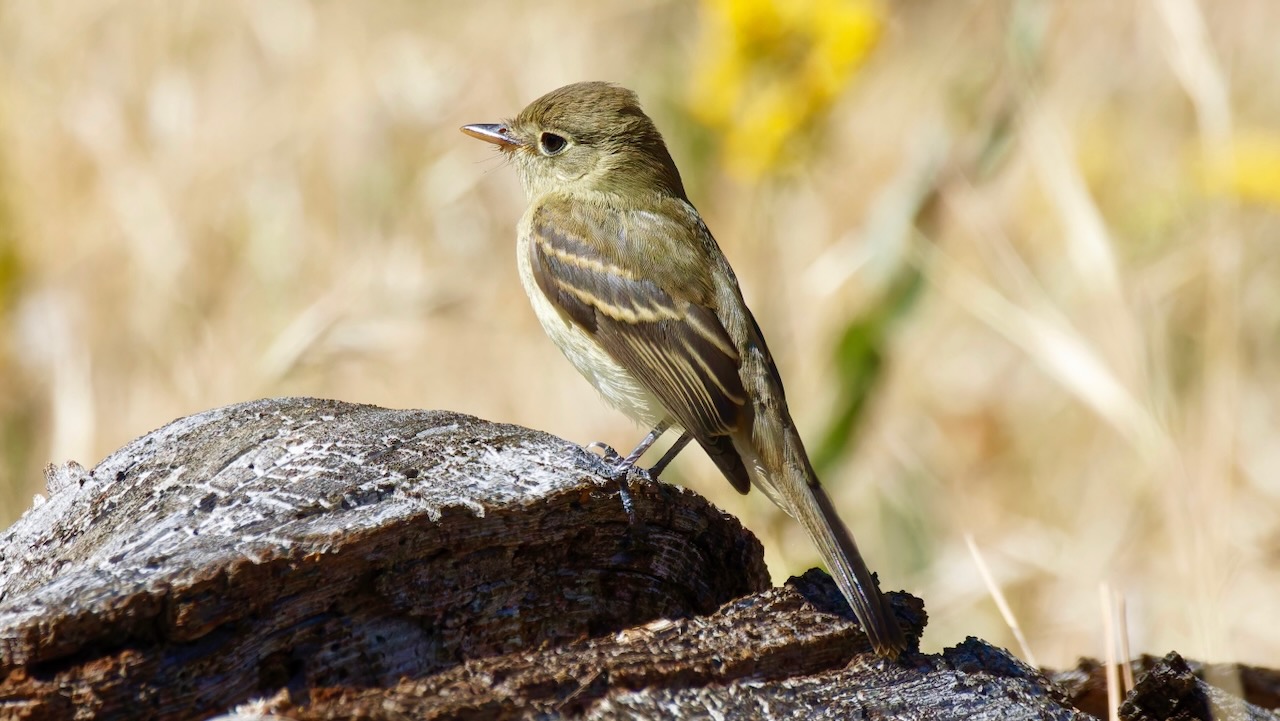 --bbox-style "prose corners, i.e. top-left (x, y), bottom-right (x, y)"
top-left (462, 82), bottom-right (906, 657)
